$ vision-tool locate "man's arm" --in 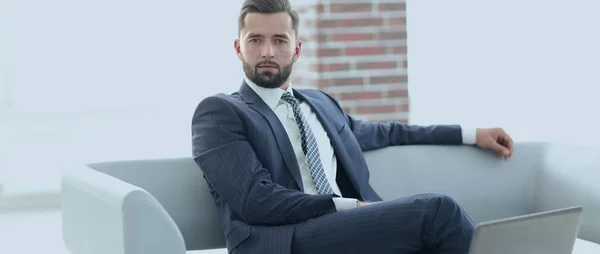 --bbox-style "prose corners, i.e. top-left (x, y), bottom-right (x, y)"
top-left (319, 91), bottom-right (469, 151)
top-left (191, 96), bottom-right (337, 226)
top-left (346, 114), bottom-right (464, 151)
